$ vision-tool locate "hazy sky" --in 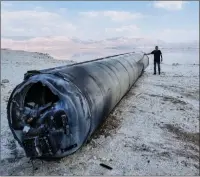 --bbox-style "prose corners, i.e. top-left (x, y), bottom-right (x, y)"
top-left (1, 1), bottom-right (199, 42)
